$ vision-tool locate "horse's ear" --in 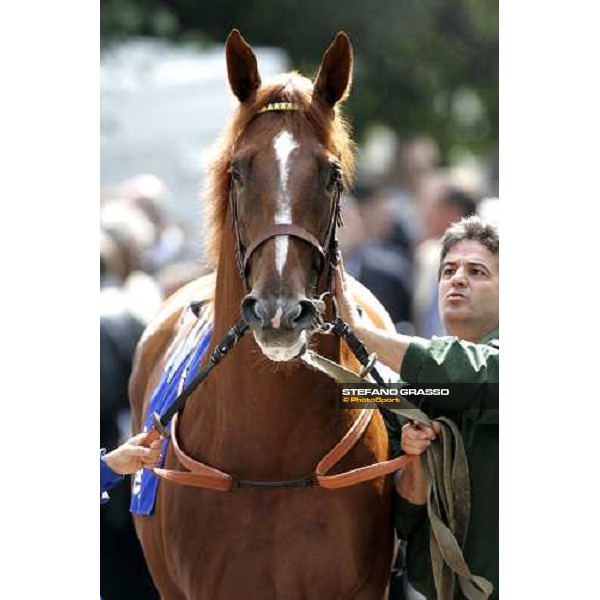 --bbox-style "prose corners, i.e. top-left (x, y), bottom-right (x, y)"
top-left (314, 32), bottom-right (353, 108)
top-left (226, 29), bottom-right (261, 103)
